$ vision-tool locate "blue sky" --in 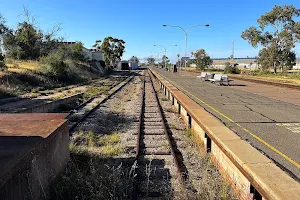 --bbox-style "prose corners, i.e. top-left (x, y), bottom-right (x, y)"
top-left (1, 0), bottom-right (300, 63)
